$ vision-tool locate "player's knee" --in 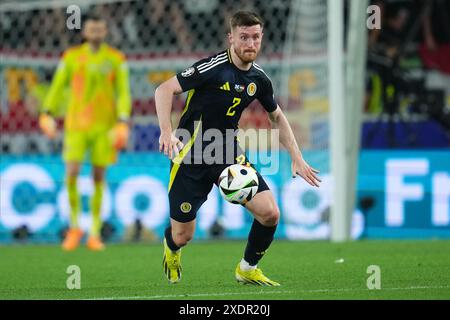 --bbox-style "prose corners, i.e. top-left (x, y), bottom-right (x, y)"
top-left (67, 168), bottom-right (80, 179)
top-left (93, 175), bottom-right (104, 184)
top-left (92, 167), bottom-right (106, 183)
top-left (173, 231), bottom-right (193, 247)
top-left (260, 206), bottom-right (280, 226)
